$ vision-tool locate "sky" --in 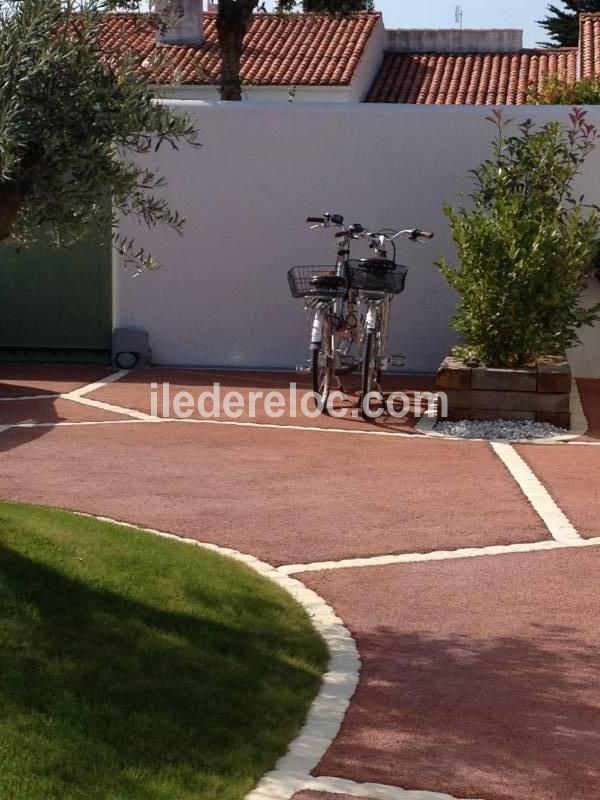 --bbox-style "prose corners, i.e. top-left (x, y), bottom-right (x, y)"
top-left (372, 0), bottom-right (552, 47)
top-left (264, 1), bottom-right (555, 48)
